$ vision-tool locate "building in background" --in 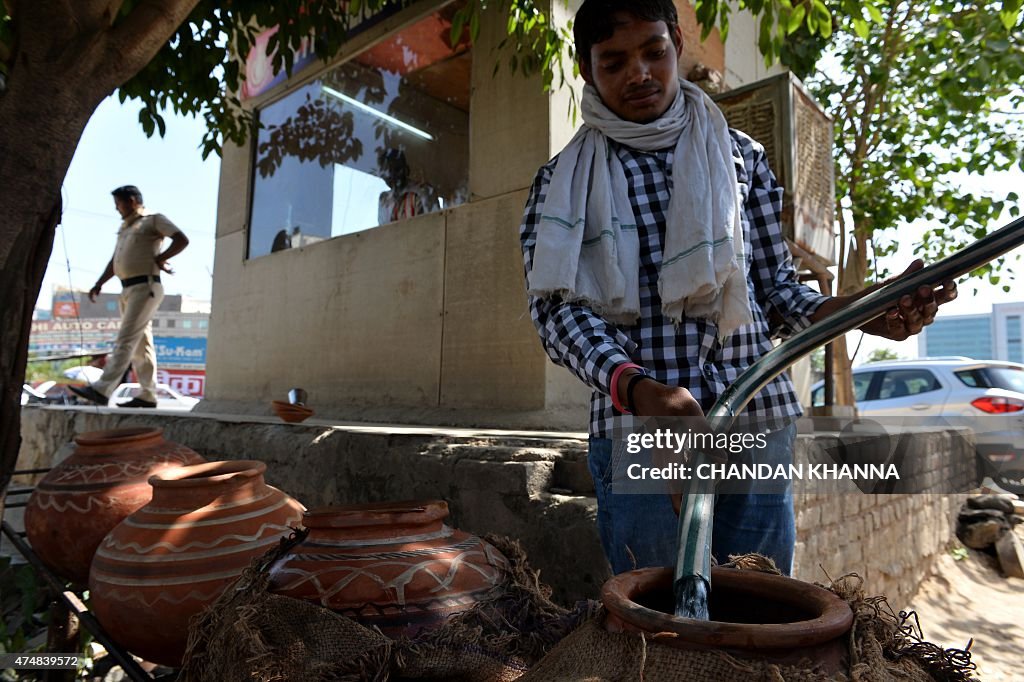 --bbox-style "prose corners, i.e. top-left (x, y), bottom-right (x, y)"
top-left (29, 287), bottom-right (210, 396)
top-left (917, 313), bottom-right (994, 360)
top-left (994, 302), bottom-right (1024, 363)
top-left (917, 302), bottom-right (1024, 362)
